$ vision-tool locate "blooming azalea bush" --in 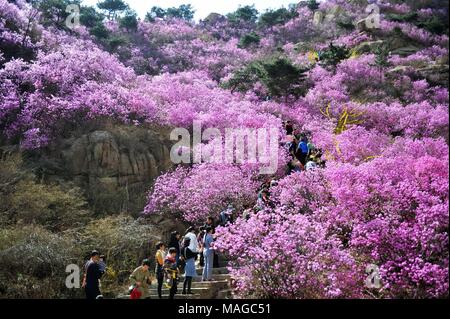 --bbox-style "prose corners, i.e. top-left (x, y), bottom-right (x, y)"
top-left (216, 138), bottom-right (449, 298)
top-left (215, 208), bottom-right (364, 299)
top-left (144, 164), bottom-right (259, 224)
top-left (1, 0), bottom-right (449, 299)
